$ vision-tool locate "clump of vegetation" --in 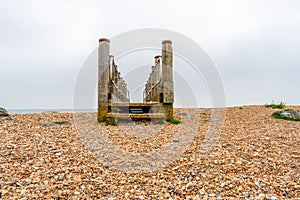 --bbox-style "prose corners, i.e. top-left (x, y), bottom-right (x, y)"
top-left (106, 117), bottom-right (117, 126)
top-left (264, 101), bottom-right (286, 109)
top-left (170, 118), bottom-right (181, 124)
